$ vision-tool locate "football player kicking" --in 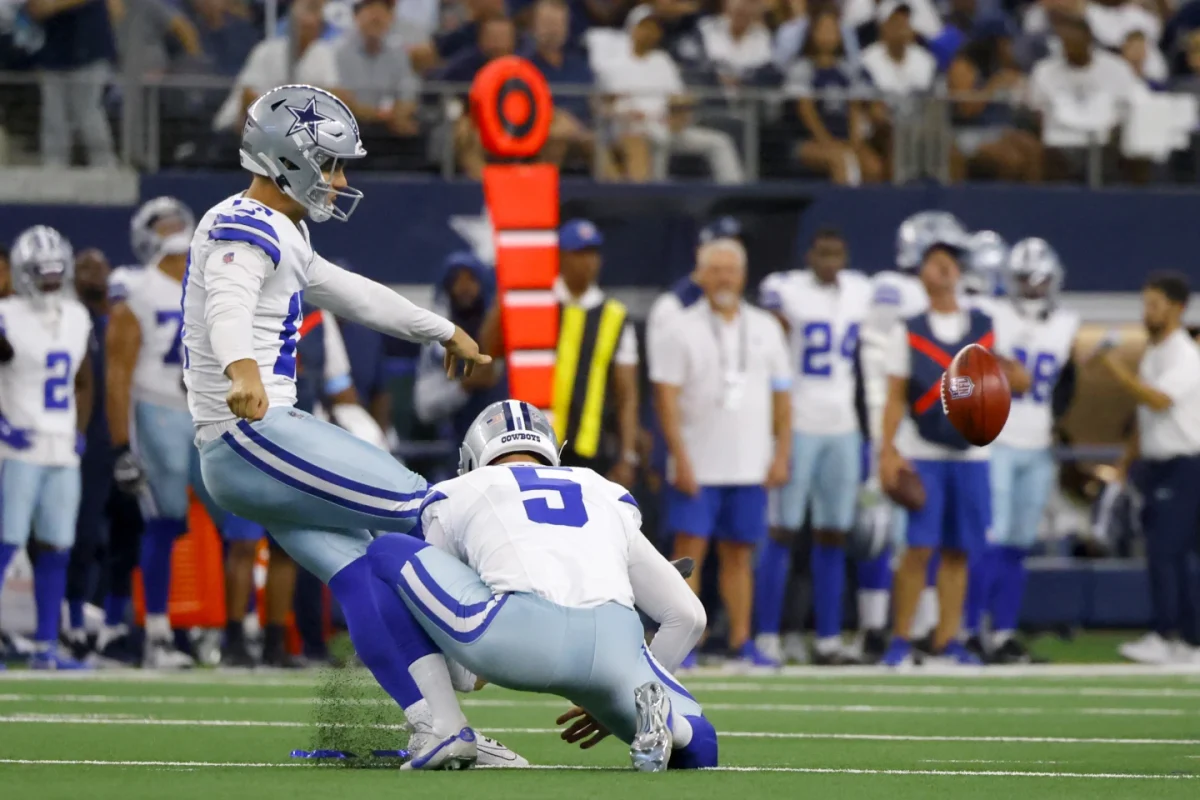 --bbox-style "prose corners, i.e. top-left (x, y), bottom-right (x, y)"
top-left (0, 226), bottom-right (95, 669)
top-left (368, 400), bottom-right (718, 772)
top-left (182, 83), bottom-right (517, 767)
top-left (107, 195), bottom-right (199, 668)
